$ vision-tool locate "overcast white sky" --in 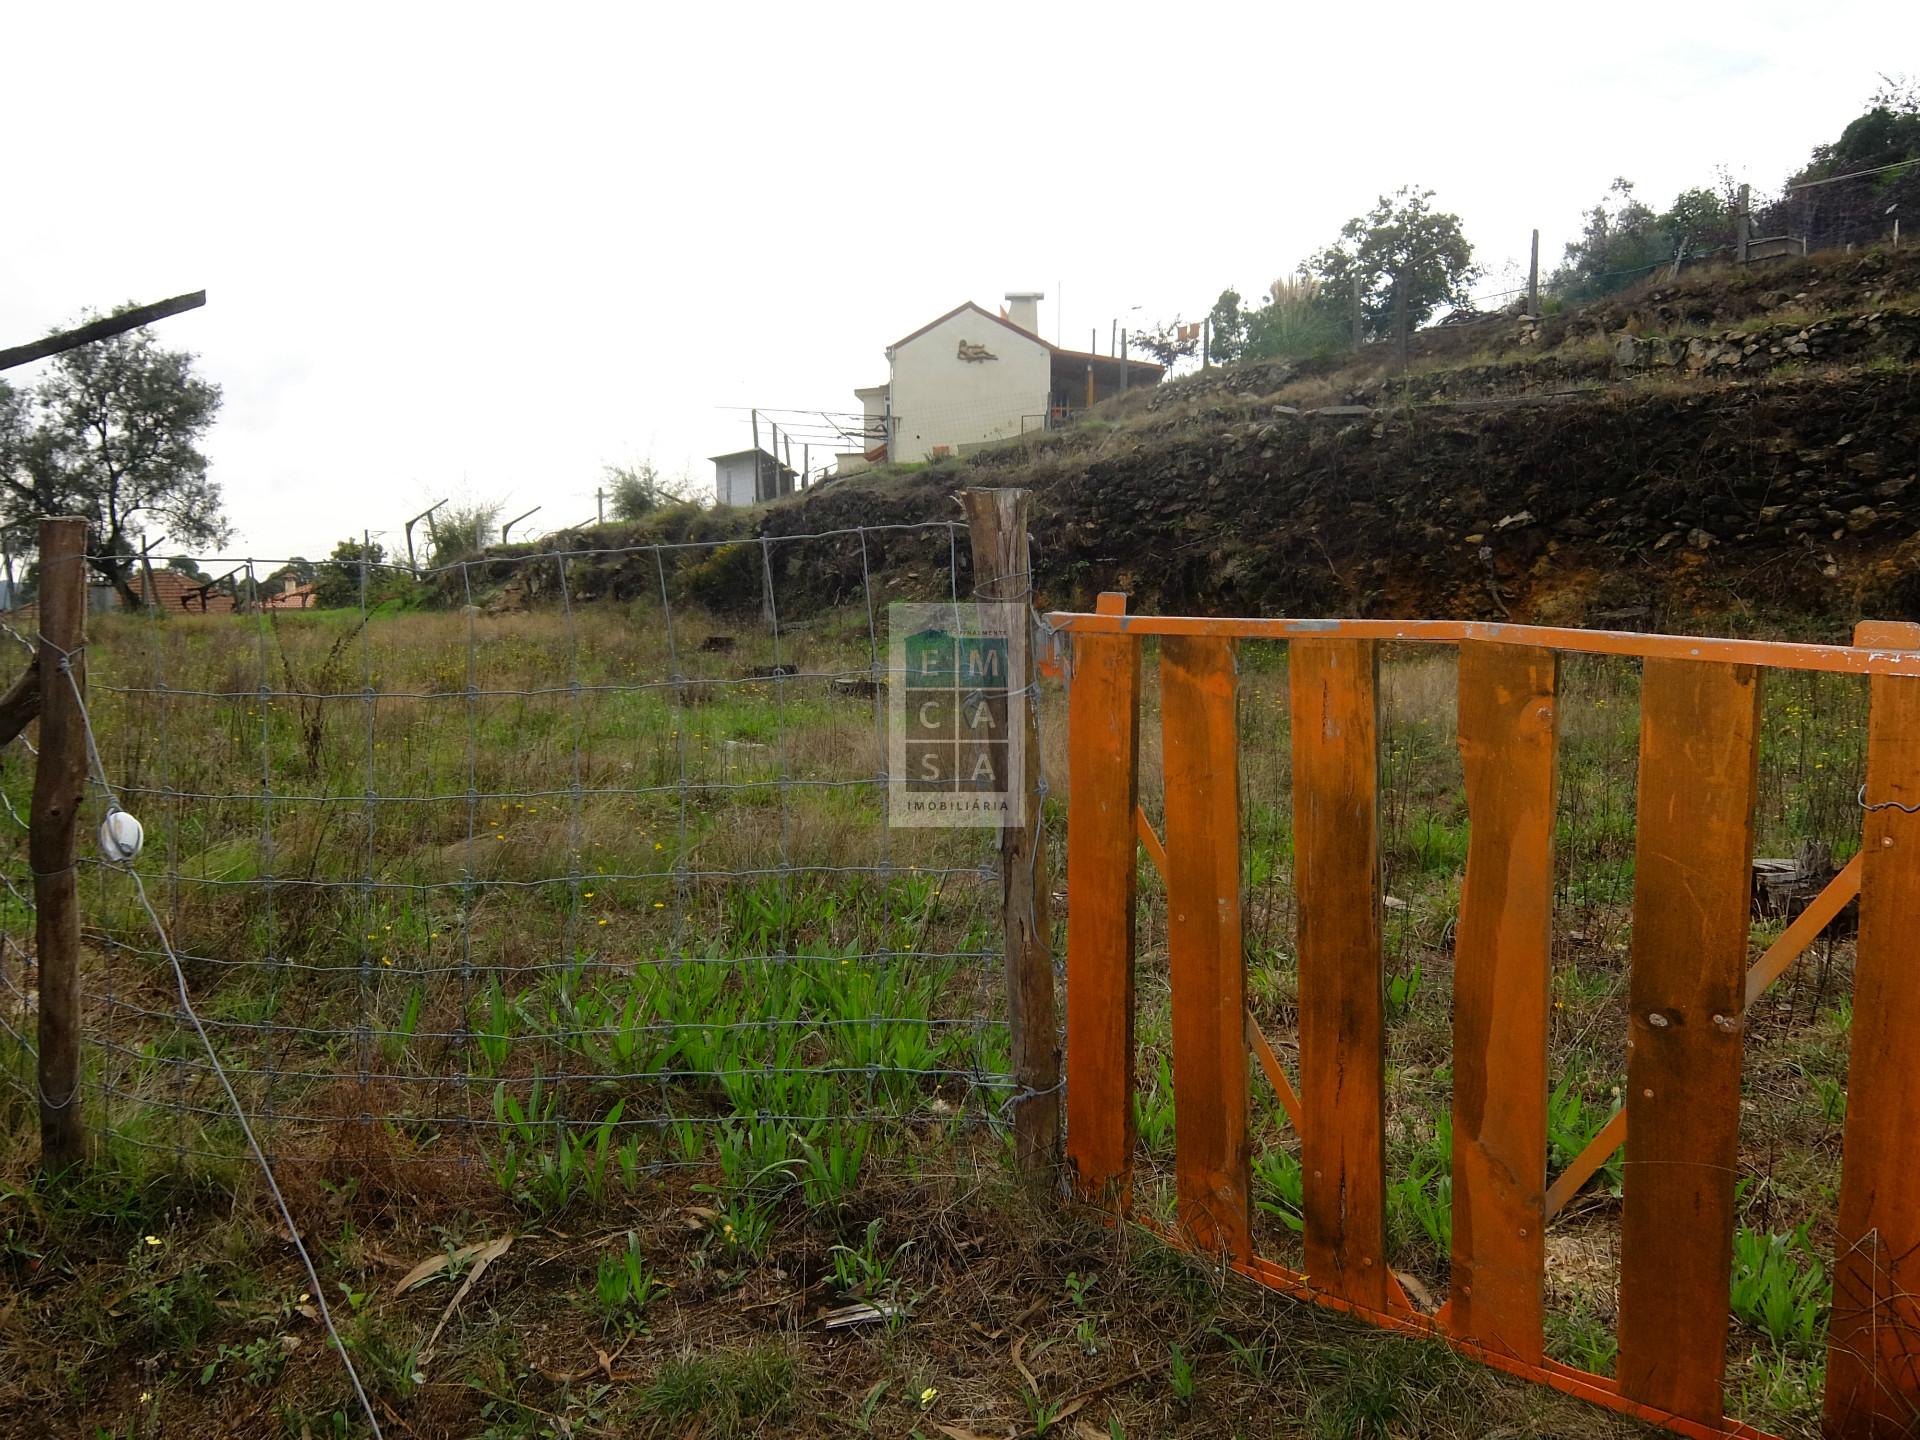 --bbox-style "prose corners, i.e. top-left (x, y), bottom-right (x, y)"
top-left (3, 2), bottom-right (1912, 562)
